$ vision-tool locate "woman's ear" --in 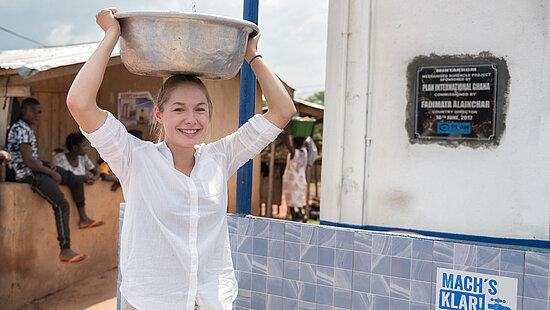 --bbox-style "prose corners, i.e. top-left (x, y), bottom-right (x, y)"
top-left (154, 106), bottom-right (163, 124)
